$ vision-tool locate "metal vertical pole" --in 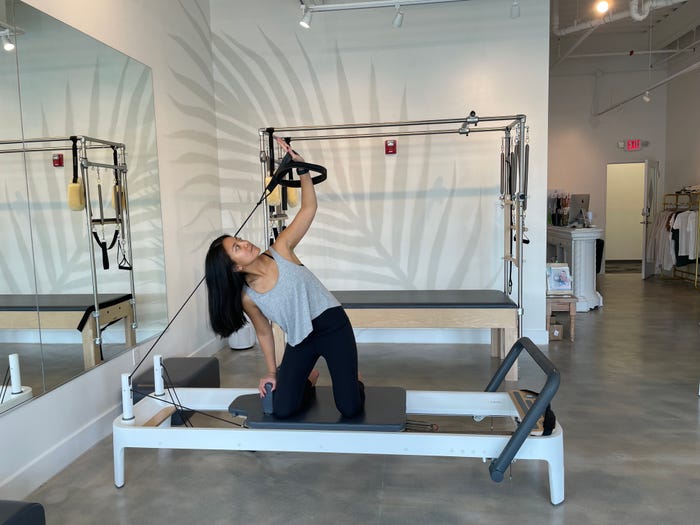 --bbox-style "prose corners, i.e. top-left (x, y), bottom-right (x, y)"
top-left (259, 129), bottom-right (270, 246)
top-left (503, 130), bottom-right (511, 296)
top-left (517, 117), bottom-right (527, 338)
top-left (120, 144), bottom-right (138, 330)
top-left (80, 137), bottom-right (102, 348)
